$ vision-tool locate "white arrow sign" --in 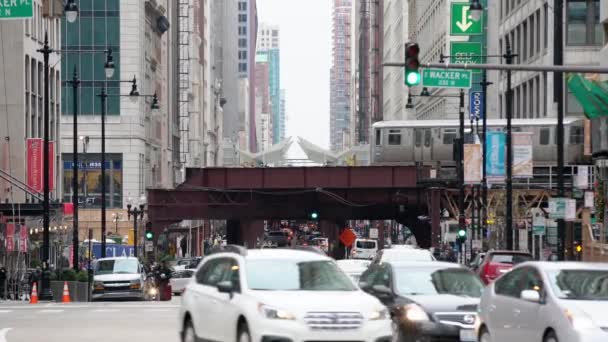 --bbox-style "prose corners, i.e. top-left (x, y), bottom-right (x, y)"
top-left (456, 6), bottom-right (473, 32)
